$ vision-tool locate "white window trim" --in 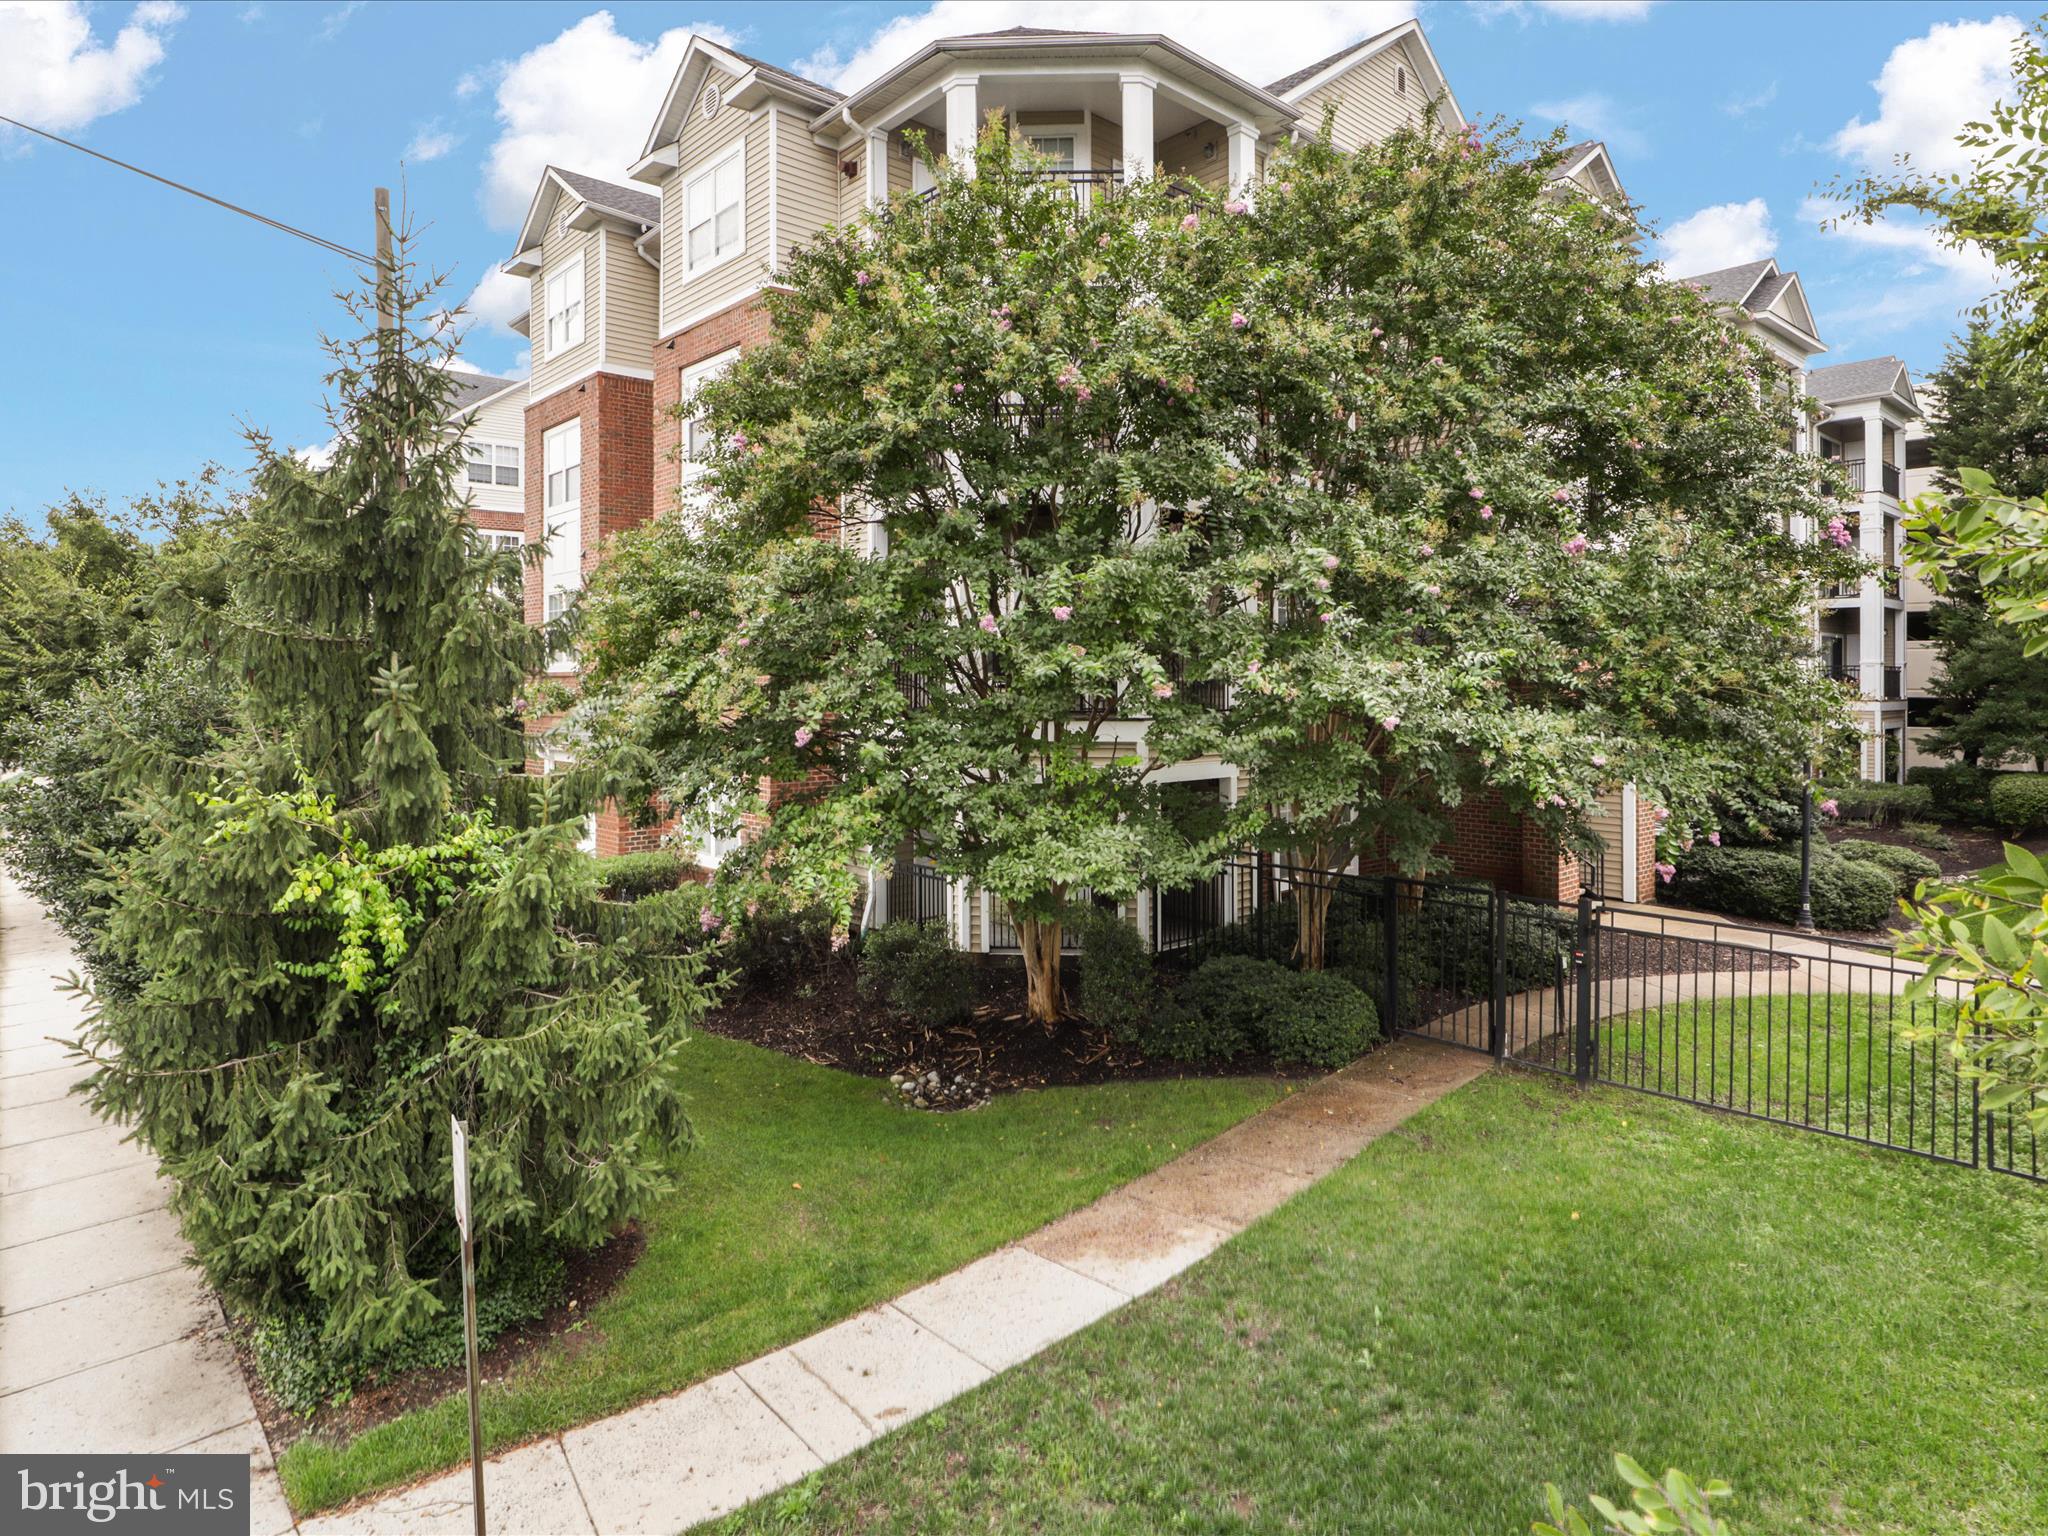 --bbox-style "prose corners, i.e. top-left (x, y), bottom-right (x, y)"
top-left (682, 139), bottom-right (747, 279)
top-left (464, 440), bottom-right (522, 488)
top-left (680, 346), bottom-right (742, 515)
top-left (543, 252), bottom-right (586, 358)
